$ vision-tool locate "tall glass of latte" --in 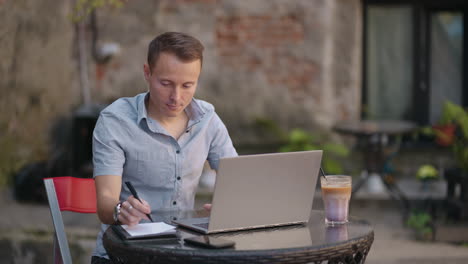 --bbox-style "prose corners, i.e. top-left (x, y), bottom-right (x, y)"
top-left (321, 175), bottom-right (352, 225)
